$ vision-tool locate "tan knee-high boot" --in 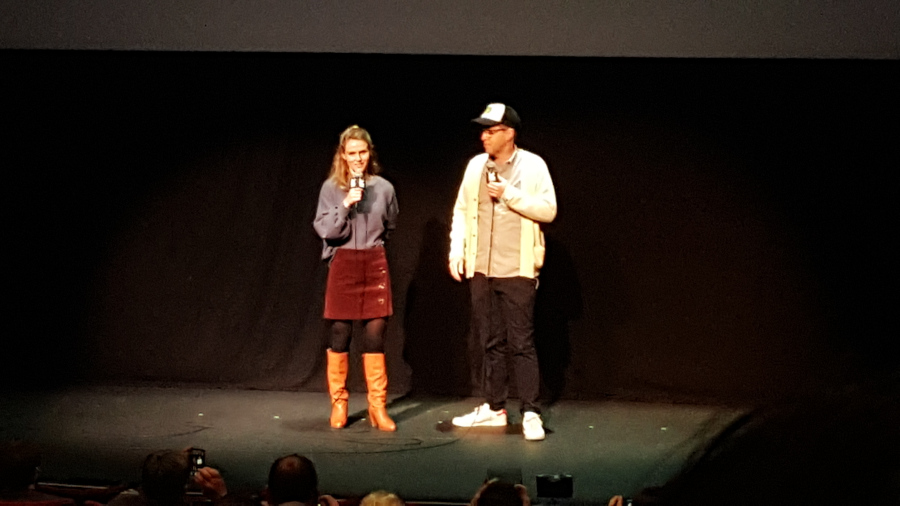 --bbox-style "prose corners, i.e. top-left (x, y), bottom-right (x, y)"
top-left (363, 353), bottom-right (396, 431)
top-left (327, 349), bottom-right (349, 428)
